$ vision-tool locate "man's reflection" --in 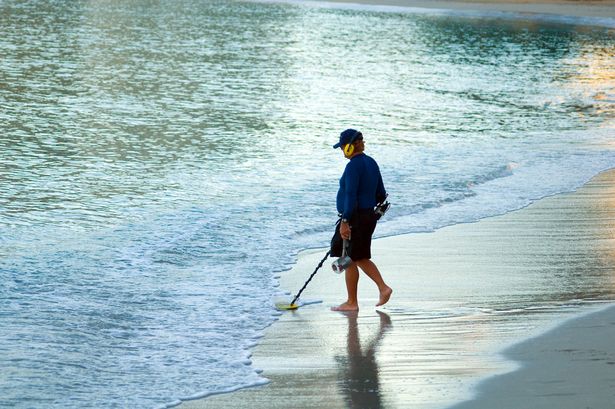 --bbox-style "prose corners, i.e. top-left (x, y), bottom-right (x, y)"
top-left (335, 310), bottom-right (392, 409)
